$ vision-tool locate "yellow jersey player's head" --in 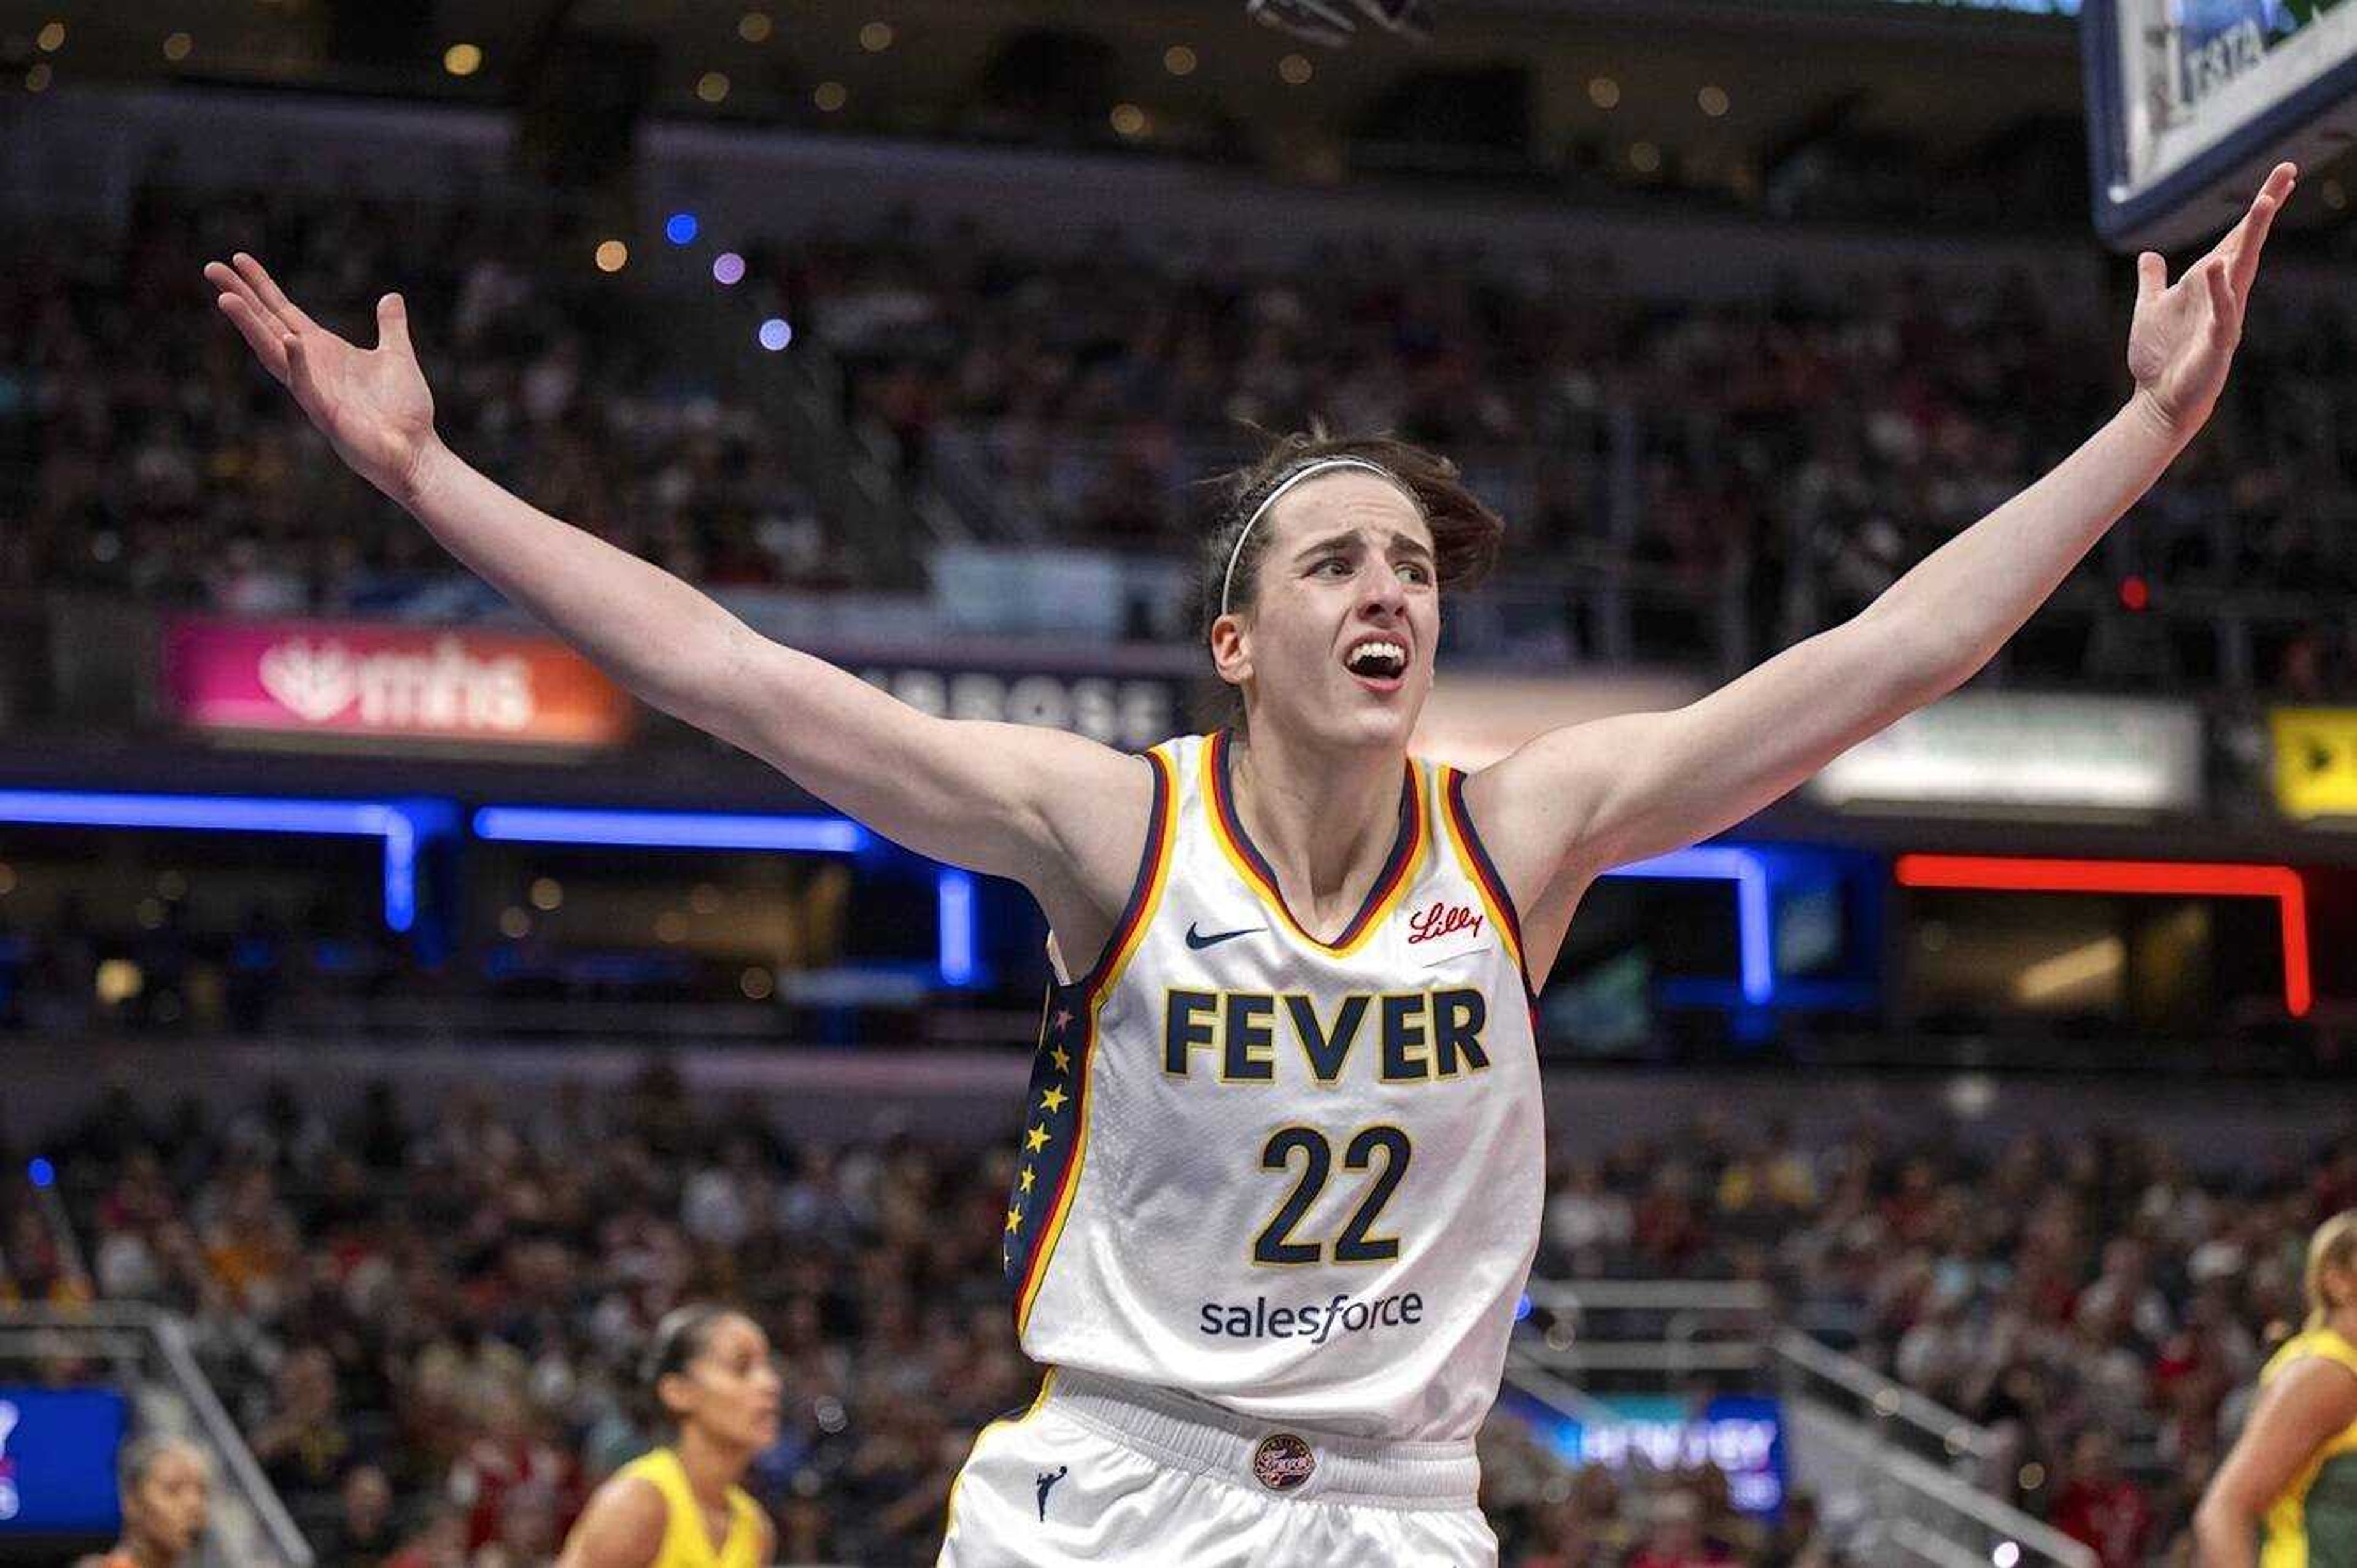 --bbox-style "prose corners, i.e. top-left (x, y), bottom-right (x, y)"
top-left (110, 1435), bottom-right (211, 1568)
top-left (2307, 1208), bottom-right (2357, 1332)
top-left (642, 1303), bottom-right (783, 1458)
